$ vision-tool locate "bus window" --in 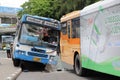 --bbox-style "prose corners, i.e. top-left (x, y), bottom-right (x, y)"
top-left (67, 21), bottom-right (71, 38)
top-left (72, 17), bottom-right (80, 38)
top-left (61, 22), bottom-right (67, 35)
top-left (19, 23), bottom-right (41, 44)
